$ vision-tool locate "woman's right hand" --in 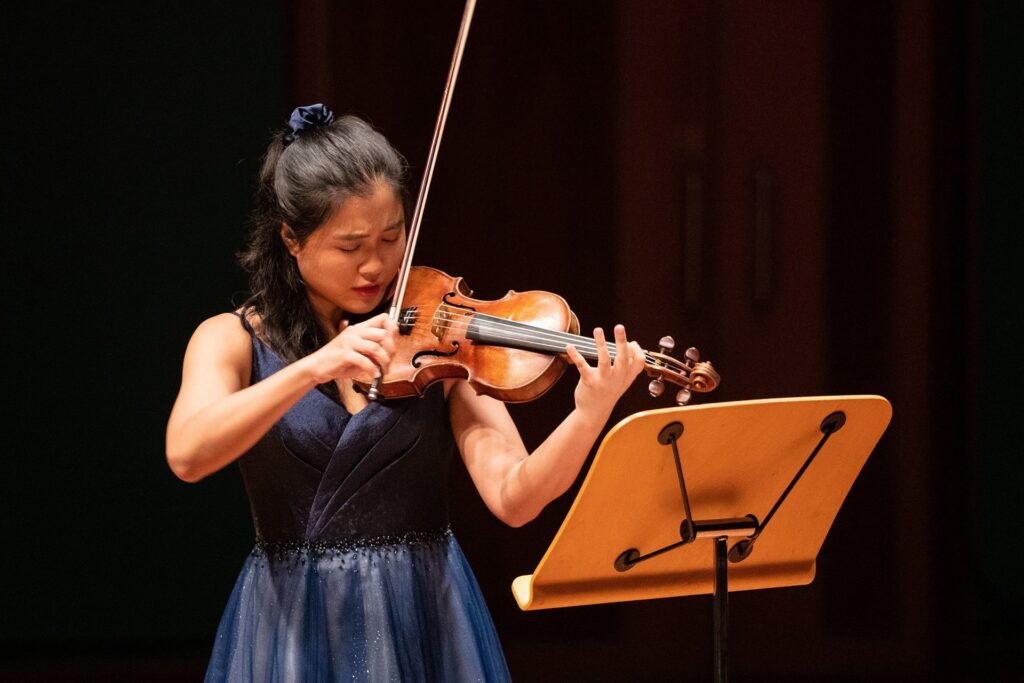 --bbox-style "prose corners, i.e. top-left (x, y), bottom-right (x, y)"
top-left (301, 312), bottom-right (398, 384)
top-left (169, 311), bottom-right (396, 483)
